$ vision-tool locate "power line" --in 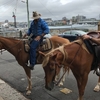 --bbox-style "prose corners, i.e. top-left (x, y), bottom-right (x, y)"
top-left (37, 0), bottom-right (58, 19)
top-left (0, 0), bottom-right (16, 14)
top-left (0, 0), bottom-right (15, 8)
top-left (14, 0), bottom-right (19, 14)
top-left (0, 0), bottom-right (14, 7)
